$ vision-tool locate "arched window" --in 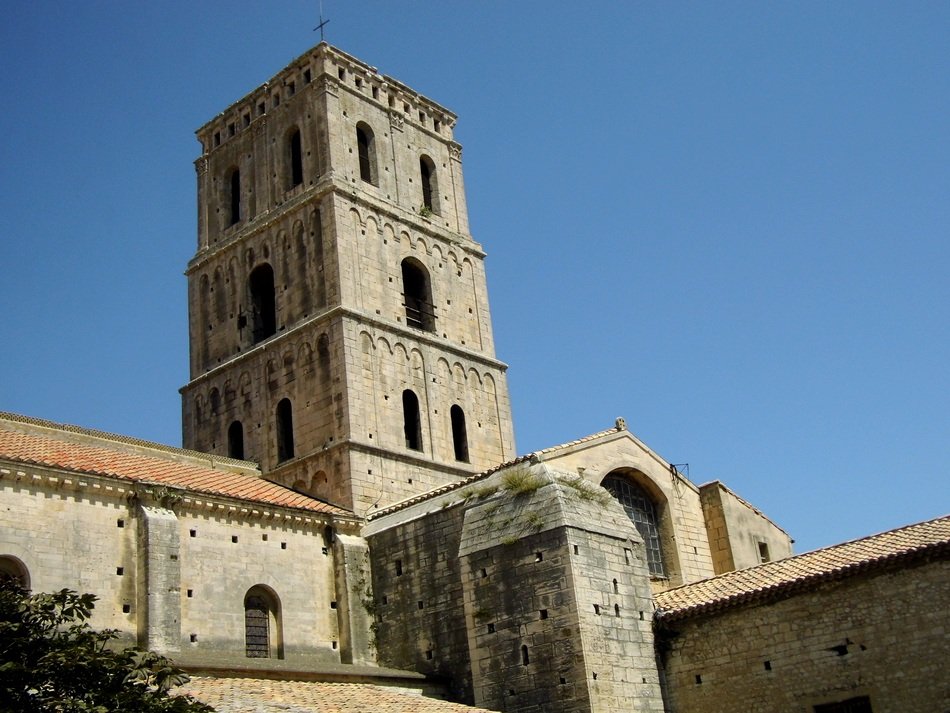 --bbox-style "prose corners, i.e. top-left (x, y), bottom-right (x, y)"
top-left (244, 586), bottom-right (282, 659)
top-left (402, 389), bottom-right (423, 451)
top-left (356, 123), bottom-right (377, 185)
top-left (228, 420), bottom-right (245, 460)
top-left (0, 556), bottom-right (30, 589)
top-left (248, 264), bottom-right (276, 344)
top-left (602, 474), bottom-right (665, 577)
top-left (228, 167), bottom-right (241, 225)
top-left (276, 398), bottom-right (294, 462)
top-left (401, 258), bottom-right (435, 331)
top-left (288, 128), bottom-right (303, 188)
top-left (419, 155), bottom-right (439, 214)
top-left (450, 405), bottom-right (469, 462)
